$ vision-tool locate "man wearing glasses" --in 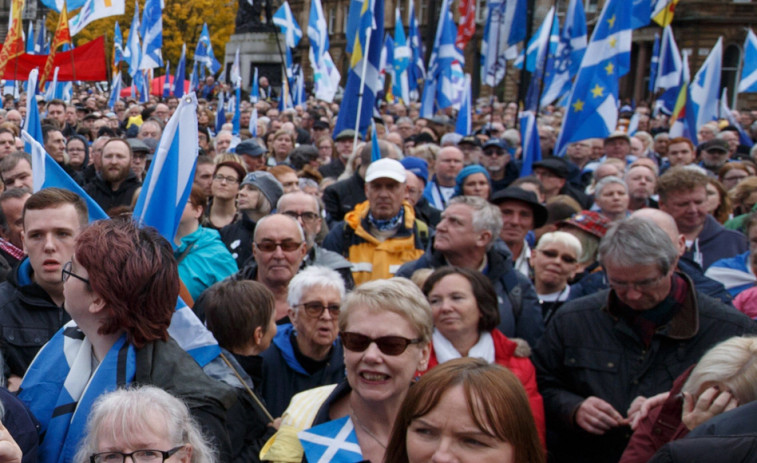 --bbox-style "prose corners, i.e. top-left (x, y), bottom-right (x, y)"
top-left (0, 188), bottom-right (87, 389)
top-left (479, 138), bottom-right (521, 193)
top-left (533, 217), bottom-right (756, 463)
